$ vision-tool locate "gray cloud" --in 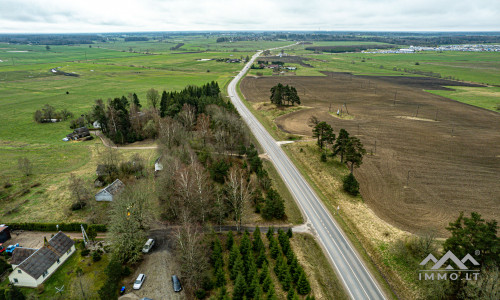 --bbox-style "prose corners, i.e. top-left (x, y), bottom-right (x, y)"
top-left (0, 0), bottom-right (498, 33)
